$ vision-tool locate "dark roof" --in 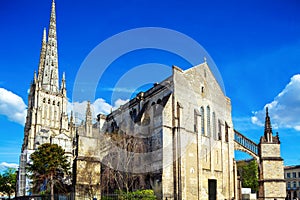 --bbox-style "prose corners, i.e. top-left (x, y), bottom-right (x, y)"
top-left (284, 165), bottom-right (300, 170)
